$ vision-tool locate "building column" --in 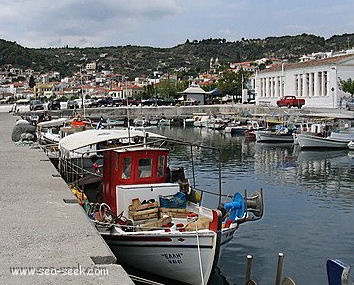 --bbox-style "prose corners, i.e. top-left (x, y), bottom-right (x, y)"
top-left (266, 77), bottom-right (270, 98)
top-left (275, 76), bottom-right (279, 97)
top-left (309, 73), bottom-right (313, 97)
top-left (263, 78), bottom-right (266, 97)
top-left (314, 72), bottom-right (319, 96)
top-left (302, 73), bottom-right (308, 97)
top-left (298, 75), bottom-right (302, 97)
top-left (321, 71), bottom-right (326, 96)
